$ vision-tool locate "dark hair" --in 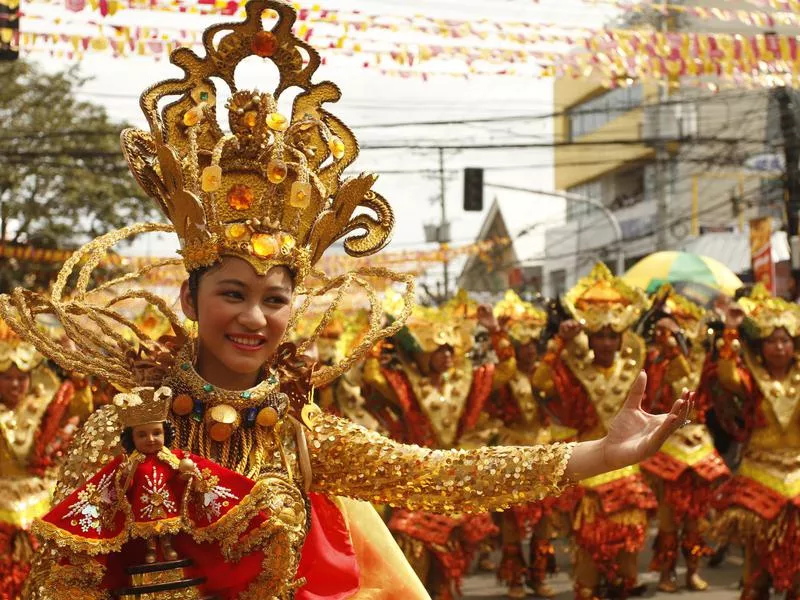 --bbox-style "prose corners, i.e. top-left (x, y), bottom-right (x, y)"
top-left (187, 266), bottom-right (212, 312)
top-left (120, 421), bottom-right (176, 454)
